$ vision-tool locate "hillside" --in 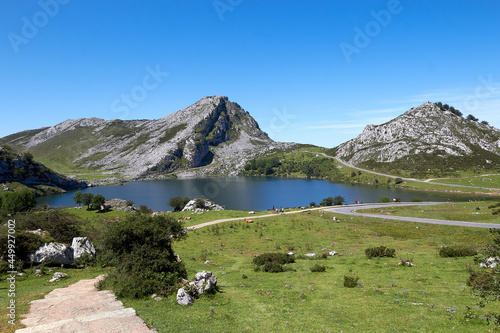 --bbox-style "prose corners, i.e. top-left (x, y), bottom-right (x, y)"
top-left (0, 96), bottom-right (295, 179)
top-left (0, 146), bottom-right (86, 191)
top-left (333, 102), bottom-right (500, 178)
